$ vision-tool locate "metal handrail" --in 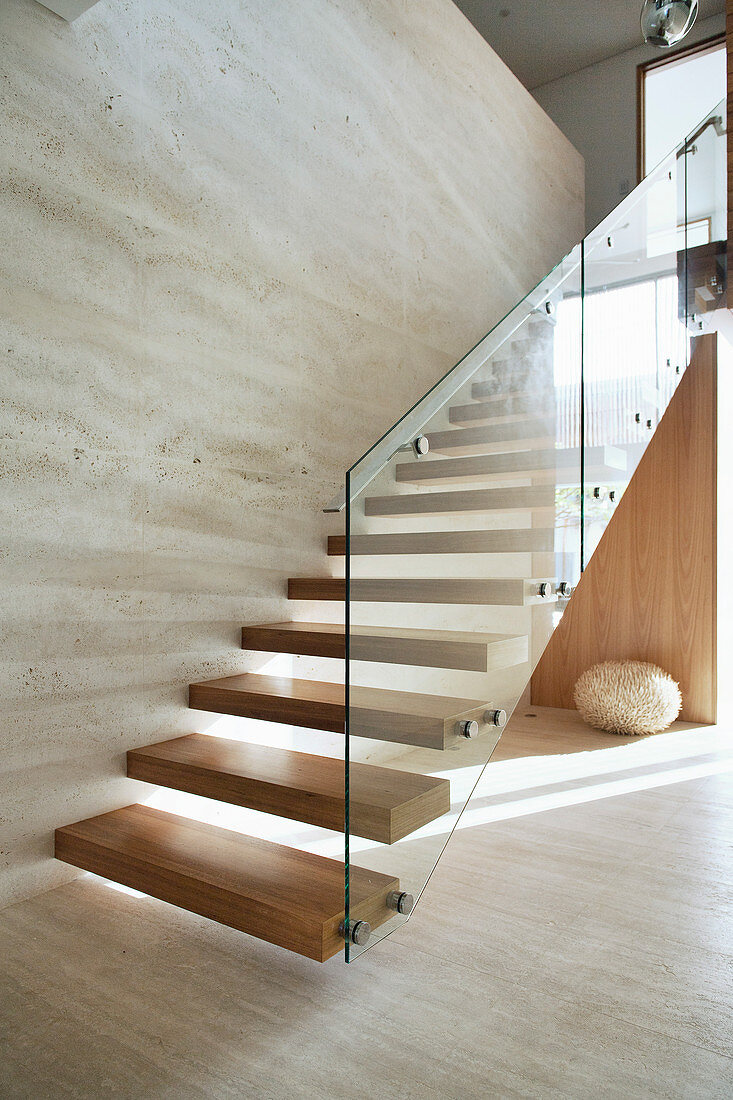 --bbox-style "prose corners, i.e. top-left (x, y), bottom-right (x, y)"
top-left (676, 114), bottom-right (725, 159)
